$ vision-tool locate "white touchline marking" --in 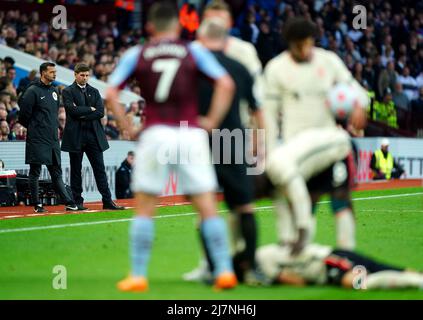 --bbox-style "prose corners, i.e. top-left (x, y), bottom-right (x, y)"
top-left (0, 192), bottom-right (421, 235)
